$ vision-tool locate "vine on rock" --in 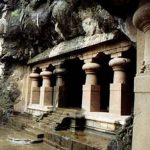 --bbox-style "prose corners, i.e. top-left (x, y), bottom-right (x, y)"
top-left (107, 115), bottom-right (133, 150)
